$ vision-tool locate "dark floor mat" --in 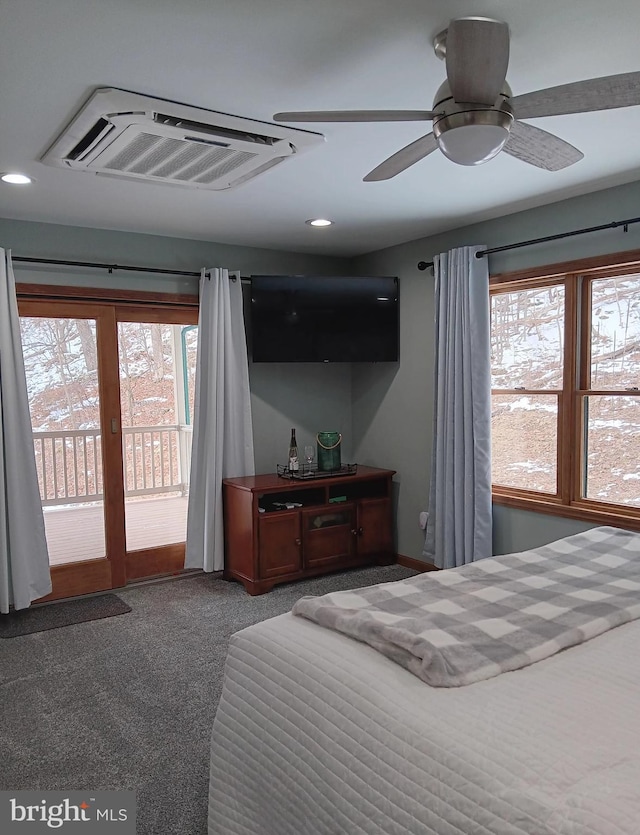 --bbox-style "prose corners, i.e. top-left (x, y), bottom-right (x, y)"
top-left (0, 593), bottom-right (132, 637)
